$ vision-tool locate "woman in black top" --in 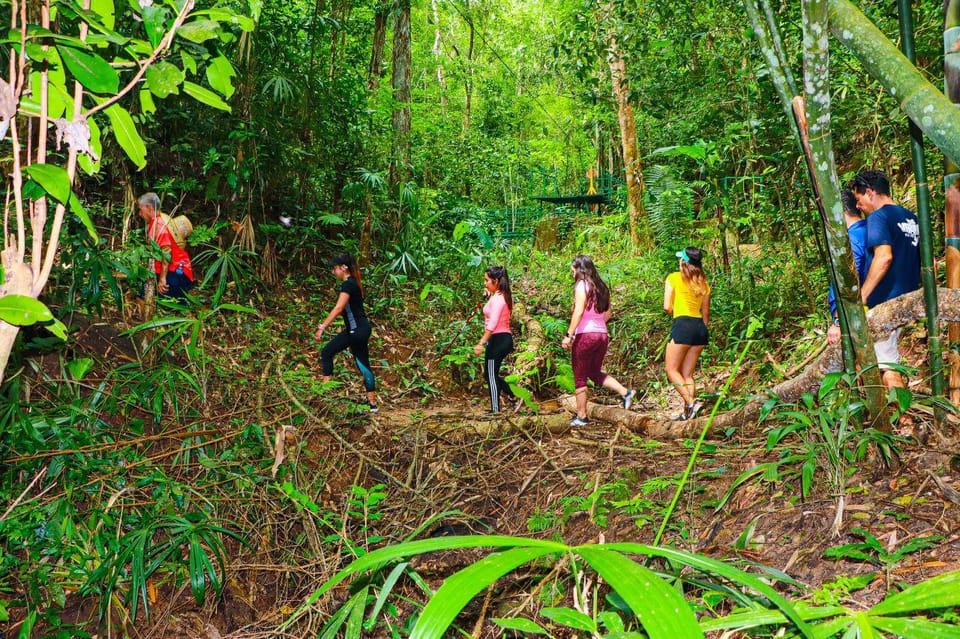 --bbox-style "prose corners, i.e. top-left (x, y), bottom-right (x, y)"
top-left (314, 254), bottom-right (378, 412)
